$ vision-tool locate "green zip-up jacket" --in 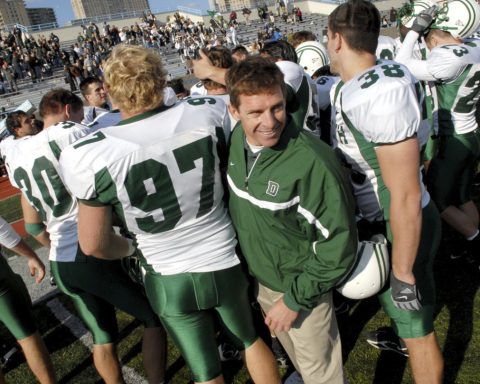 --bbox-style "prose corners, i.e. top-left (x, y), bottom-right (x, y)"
top-left (227, 120), bottom-right (358, 312)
